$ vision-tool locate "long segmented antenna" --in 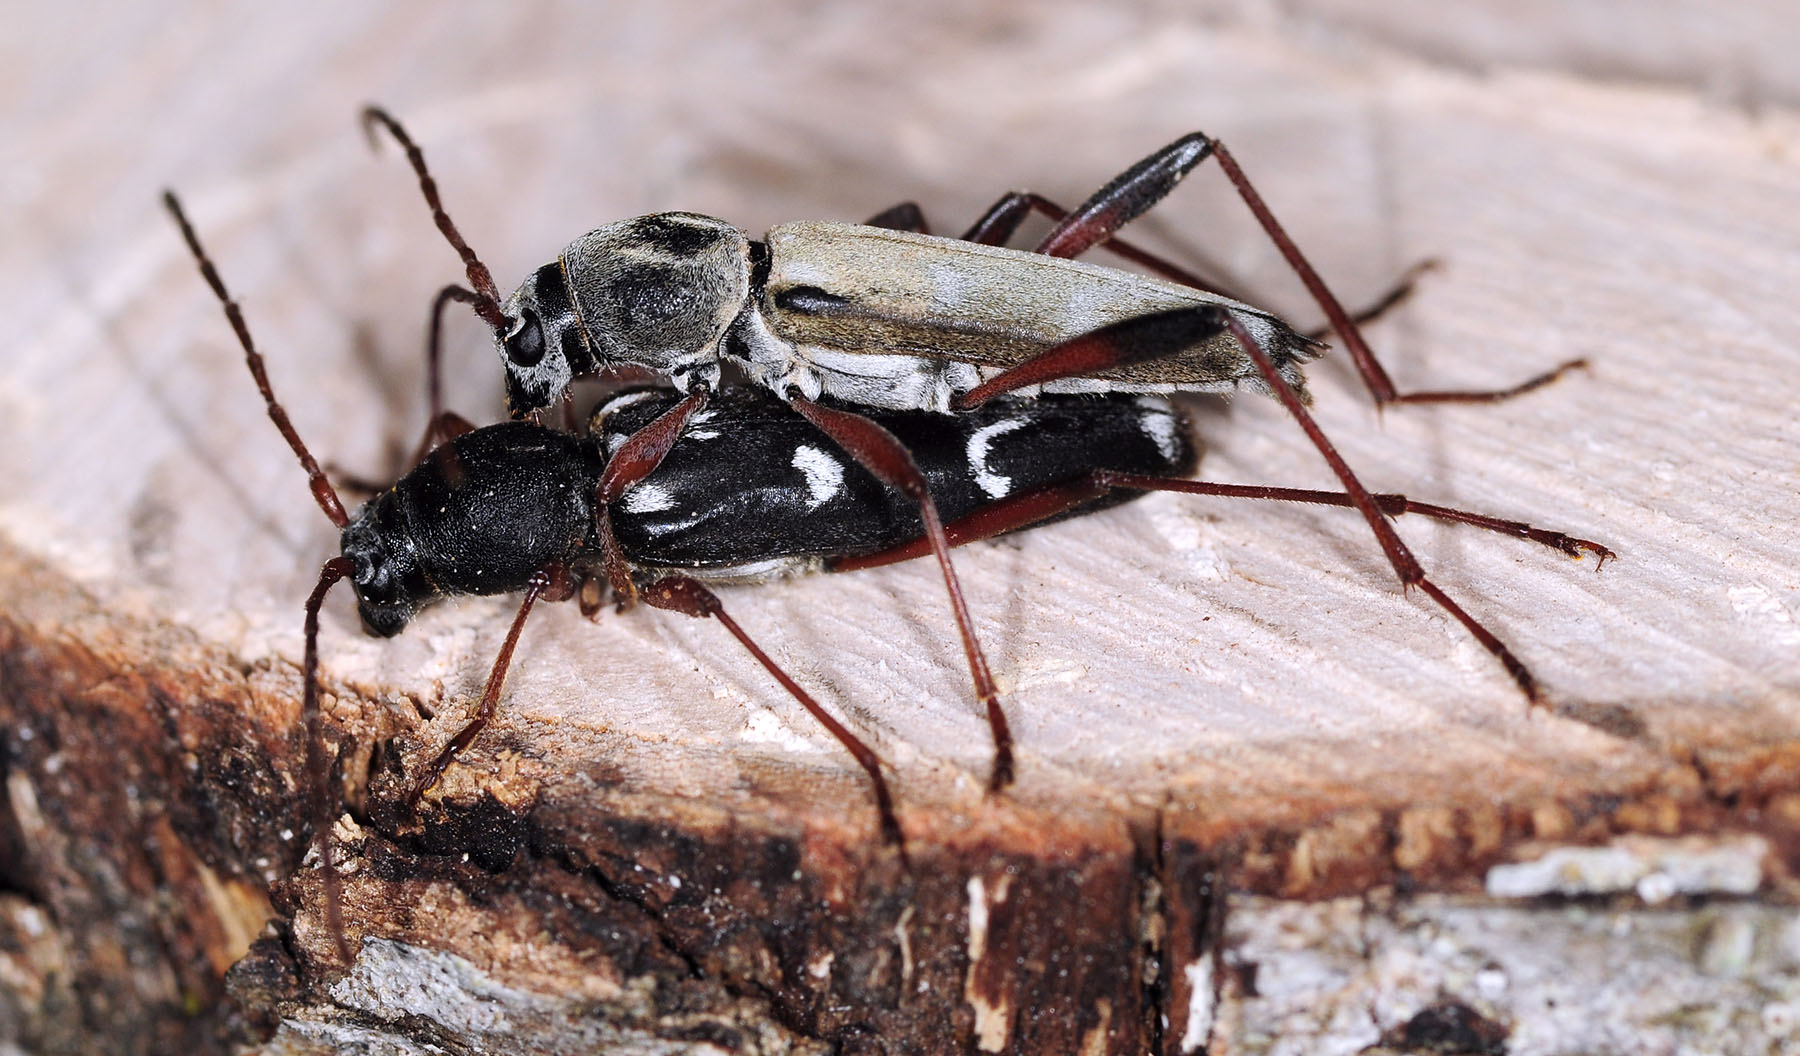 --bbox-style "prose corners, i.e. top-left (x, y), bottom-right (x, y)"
top-left (162, 192), bottom-right (349, 529)
top-left (305, 557), bottom-right (356, 963)
top-left (165, 190), bottom-right (357, 963)
top-left (359, 106), bottom-right (509, 331)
